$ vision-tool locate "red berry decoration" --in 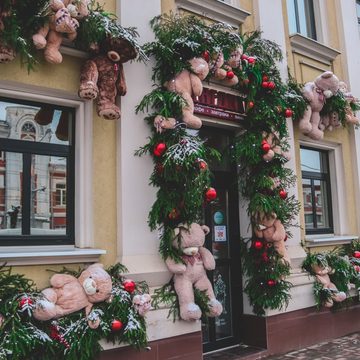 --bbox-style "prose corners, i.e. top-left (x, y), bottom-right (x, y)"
top-left (355, 265), bottom-right (360, 273)
top-left (267, 81), bottom-right (276, 90)
top-left (111, 319), bottom-right (123, 332)
top-left (153, 143), bottom-right (166, 157)
top-left (241, 54), bottom-right (248, 60)
top-left (354, 251), bottom-right (360, 258)
top-left (284, 108), bottom-right (293, 118)
top-left (226, 71), bottom-right (235, 79)
top-left (198, 160), bottom-right (208, 170)
top-left (202, 50), bottom-right (210, 62)
top-left (205, 187), bottom-right (217, 201)
top-left (123, 279), bottom-right (136, 293)
top-left (261, 141), bottom-right (271, 153)
top-left (279, 189), bottom-right (287, 199)
top-left (247, 101), bottom-right (254, 109)
top-left (253, 240), bottom-right (263, 250)
top-left (168, 208), bottom-right (180, 220)
top-left (262, 75), bottom-right (269, 81)
top-left (247, 56), bottom-right (256, 64)
top-left (19, 297), bottom-right (33, 308)
top-left (261, 81), bottom-right (269, 89)
top-left (267, 279), bottom-right (276, 287)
